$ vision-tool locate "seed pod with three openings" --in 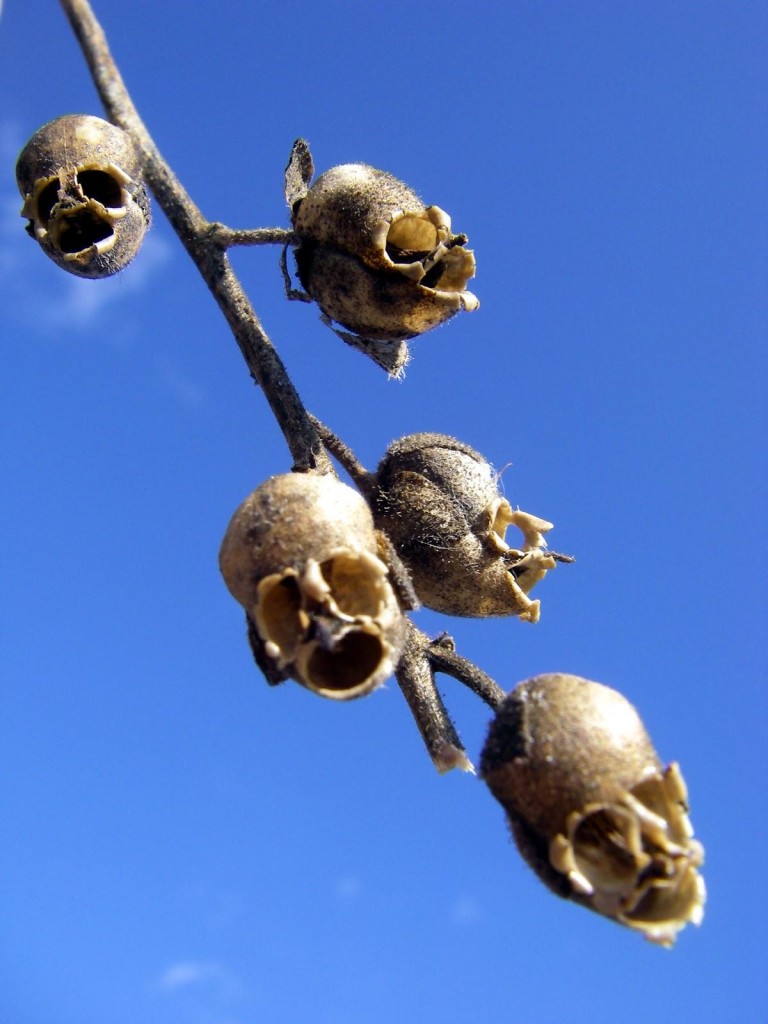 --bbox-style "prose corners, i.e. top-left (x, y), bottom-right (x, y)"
top-left (371, 433), bottom-right (560, 621)
top-left (219, 473), bottom-right (407, 700)
top-left (287, 147), bottom-right (478, 374)
top-left (480, 674), bottom-right (706, 946)
top-left (16, 114), bottom-right (150, 279)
